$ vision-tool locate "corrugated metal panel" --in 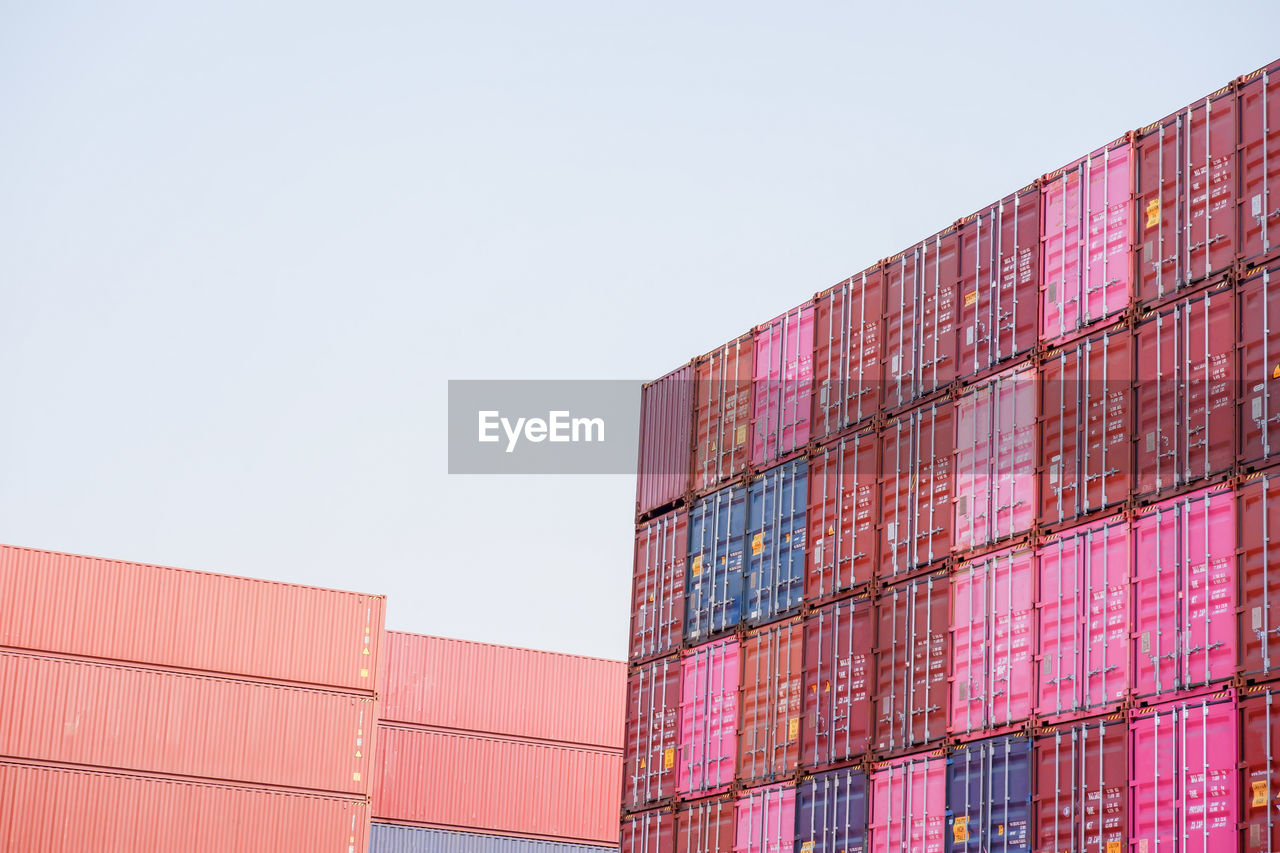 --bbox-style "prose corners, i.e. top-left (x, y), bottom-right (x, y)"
top-left (1240, 684), bottom-right (1280, 853)
top-left (377, 632), bottom-right (624, 749)
top-left (1240, 471), bottom-right (1280, 682)
top-left (738, 619), bottom-right (802, 785)
top-left (743, 459), bottom-right (806, 626)
top-left (945, 734), bottom-right (1032, 852)
top-left (0, 759), bottom-right (369, 853)
top-left (620, 810), bottom-right (671, 853)
top-left (1033, 714), bottom-right (1127, 853)
top-left (1238, 261), bottom-right (1280, 469)
top-left (636, 364), bottom-right (694, 518)
top-left (869, 750), bottom-right (947, 853)
top-left (693, 335), bottom-right (754, 494)
top-left (0, 544), bottom-right (383, 693)
top-left (751, 304), bottom-right (814, 465)
top-left (811, 265), bottom-right (884, 439)
top-left (1239, 59), bottom-right (1280, 263)
top-left (371, 825), bottom-right (617, 853)
top-left (685, 484), bottom-right (748, 643)
top-left (796, 767), bottom-right (868, 853)
top-left (372, 725), bottom-right (620, 845)
top-left (623, 657), bottom-right (680, 810)
top-left (0, 650), bottom-right (373, 794)
top-left (879, 401), bottom-right (954, 580)
top-left (677, 638), bottom-right (739, 797)
top-left (882, 229), bottom-right (960, 409)
top-left (675, 796), bottom-right (735, 853)
top-left (630, 510), bottom-right (687, 664)
top-left (873, 572), bottom-right (950, 755)
top-left (801, 596), bottom-right (873, 770)
top-left (807, 430), bottom-right (879, 602)
top-left (733, 784), bottom-right (795, 853)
